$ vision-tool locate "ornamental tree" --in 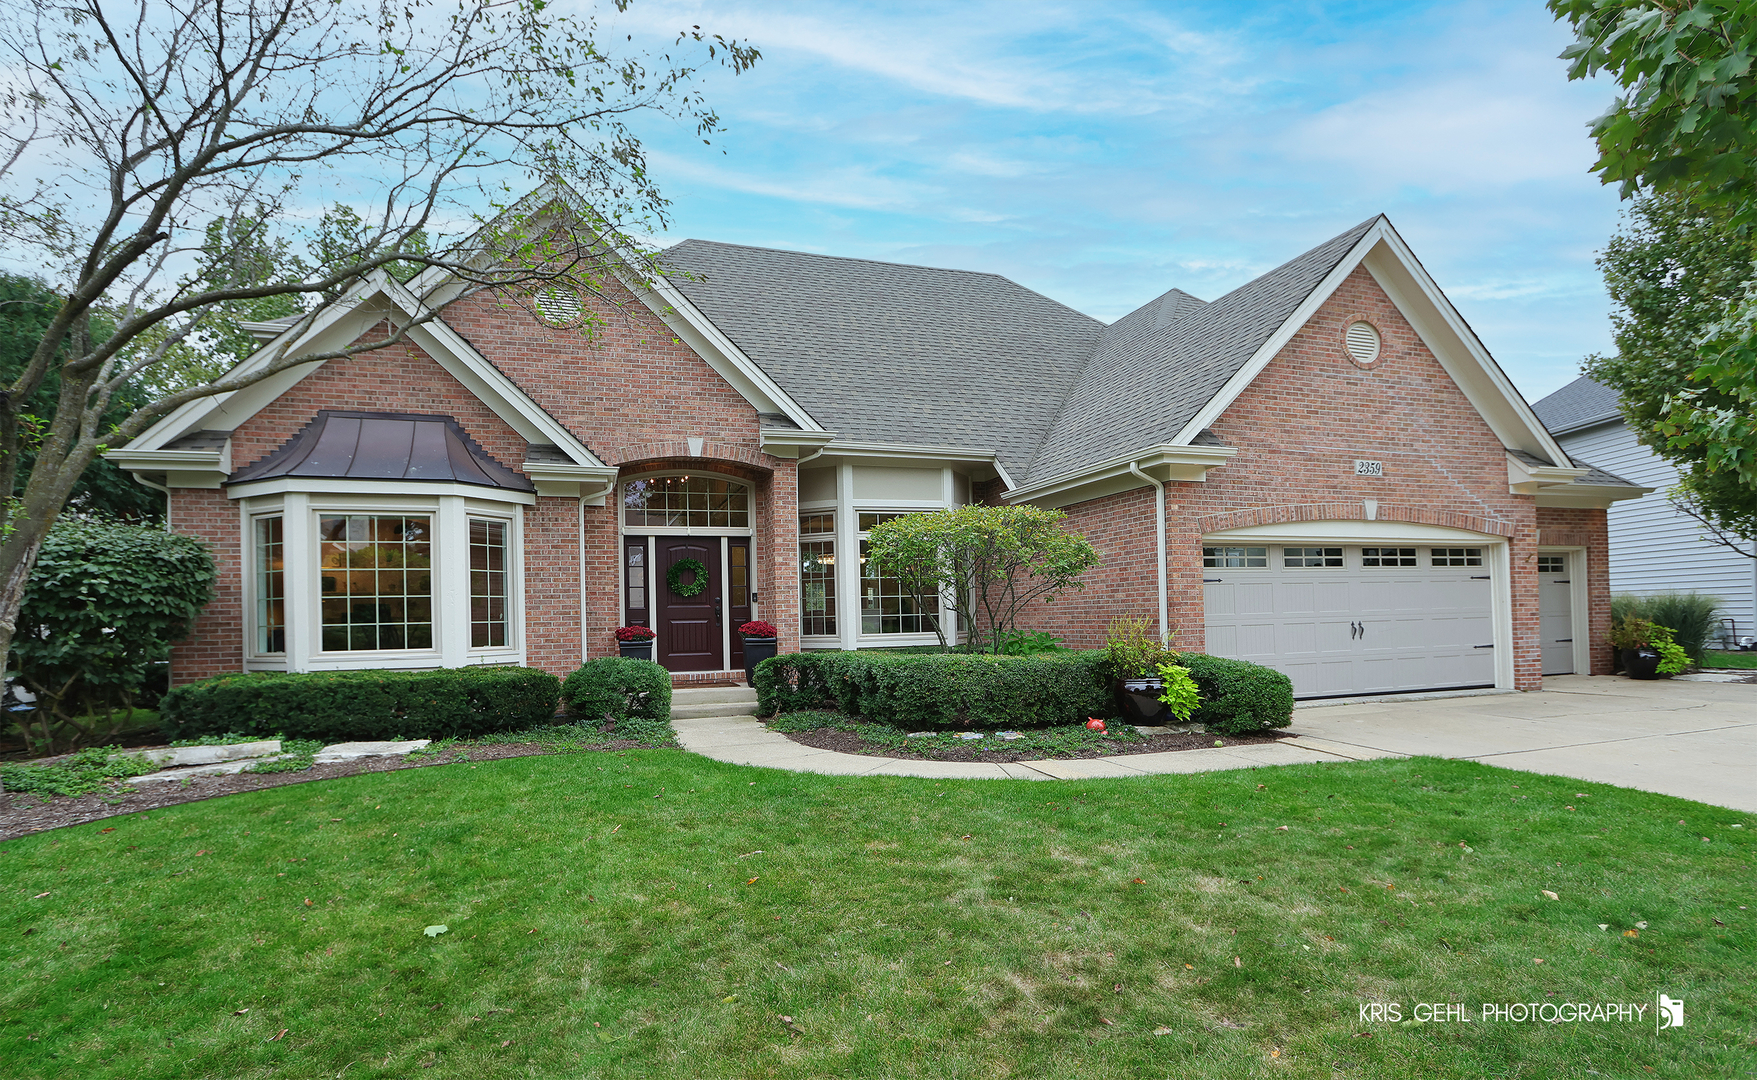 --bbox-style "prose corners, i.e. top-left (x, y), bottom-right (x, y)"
top-left (864, 505), bottom-right (1101, 653)
top-left (0, 0), bottom-right (758, 681)
top-left (1552, 0), bottom-right (1757, 538)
